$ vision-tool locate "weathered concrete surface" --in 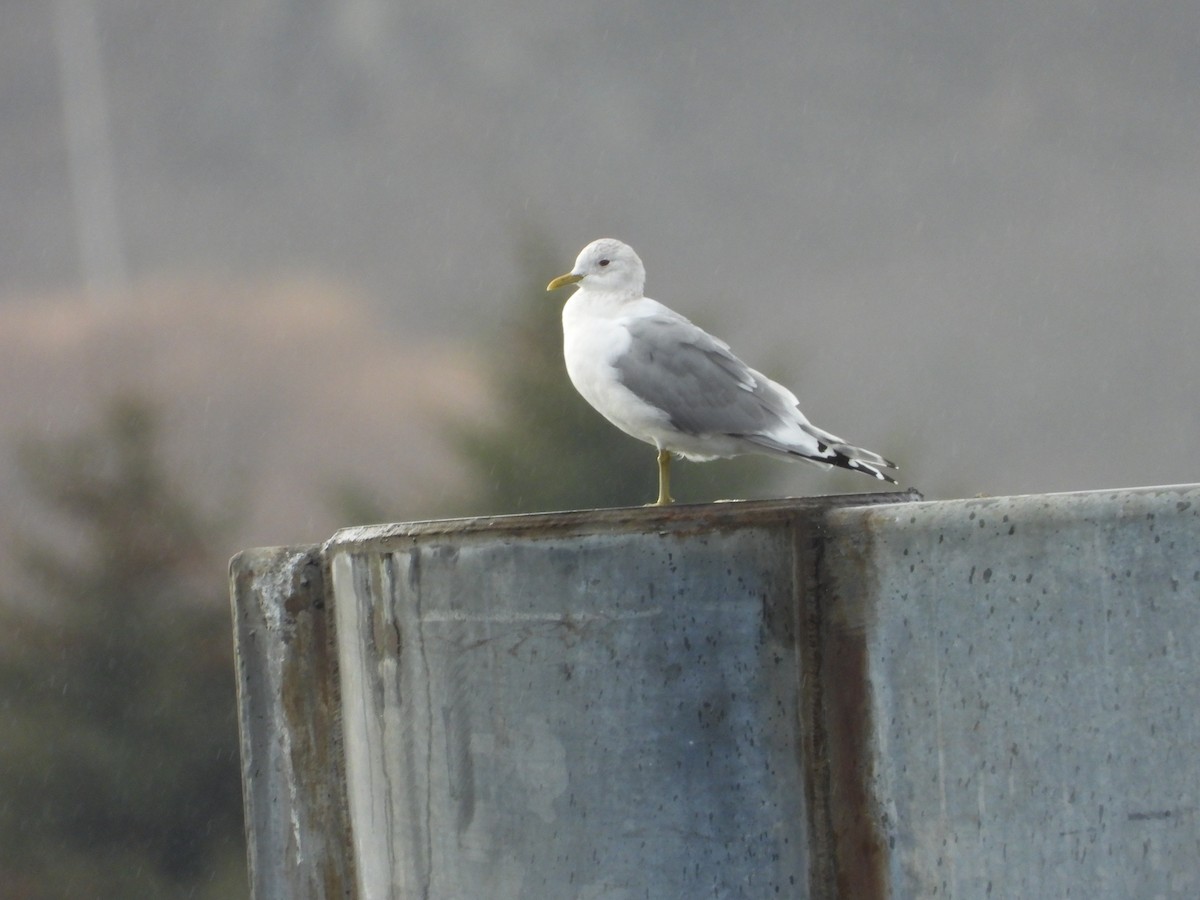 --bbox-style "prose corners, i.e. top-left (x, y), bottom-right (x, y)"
top-left (821, 484), bottom-right (1200, 898)
top-left (324, 493), bottom-right (913, 900)
top-left (231, 484), bottom-right (1200, 899)
top-left (230, 546), bottom-right (355, 899)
